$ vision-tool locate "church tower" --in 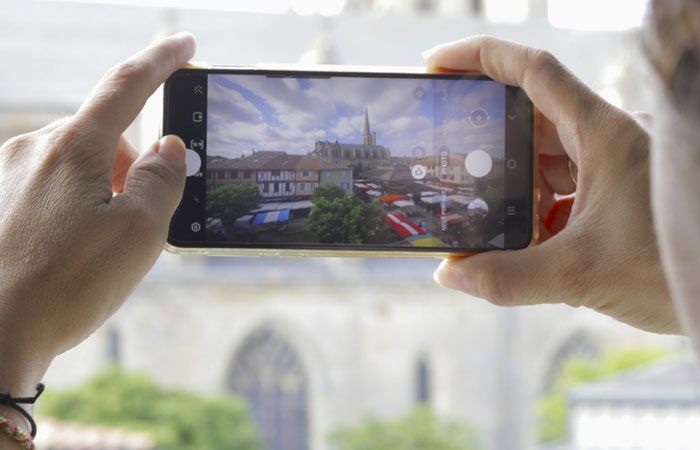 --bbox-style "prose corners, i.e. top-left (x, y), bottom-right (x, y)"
top-left (363, 108), bottom-right (375, 146)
